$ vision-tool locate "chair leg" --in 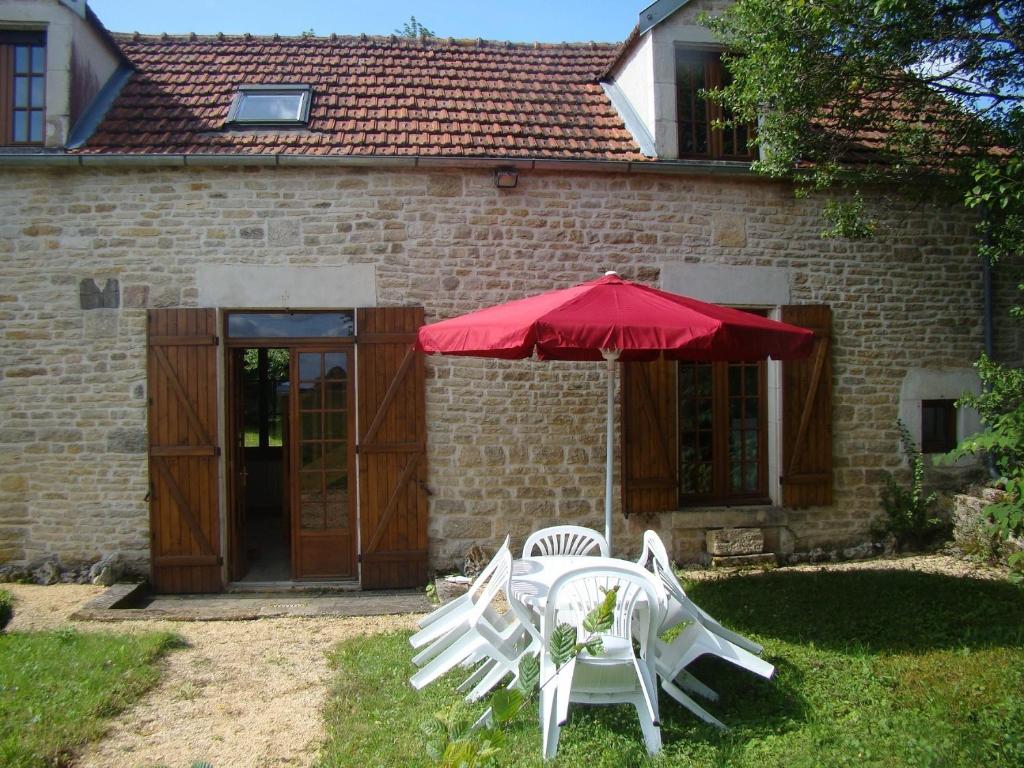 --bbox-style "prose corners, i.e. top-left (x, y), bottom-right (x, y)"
top-left (631, 692), bottom-right (663, 755)
top-left (466, 660), bottom-right (512, 702)
top-left (539, 655), bottom-right (561, 760)
top-left (412, 625), bottom-right (463, 667)
top-left (555, 658), bottom-right (576, 726)
top-left (661, 679), bottom-right (727, 730)
top-left (677, 670), bottom-right (719, 702)
top-left (457, 658), bottom-right (496, 694)
top-left (409, 635), bottom-right (478, 690)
